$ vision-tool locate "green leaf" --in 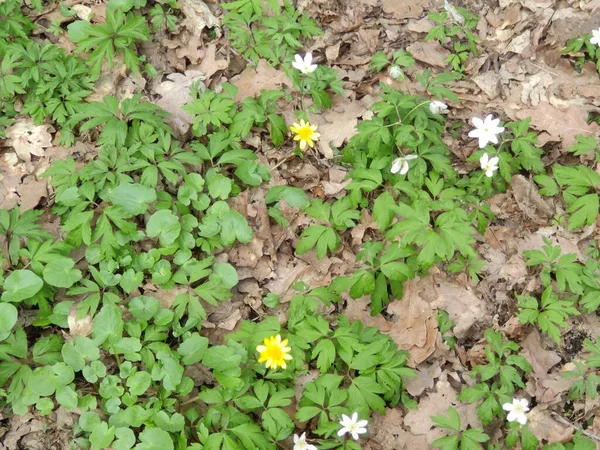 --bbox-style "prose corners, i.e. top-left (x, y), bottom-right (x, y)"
top-left (567, 193), bottom-right (598, 230)
top-left (0, 303), bottom-right (18, 333)
top-left (108, 183), bottom-right (156, 215)
top-left (146, 210), bottom-right (181, 246)
top-left (265, 186), bottom-right (310, 209)
top-left (43, 257), bottom-right (82, 288)
top-left (311, 339), bottom-right (335, 372)
top-left (431, 407), bottom-right (461, 431)
top-left (137, 427), bottom-right (174, 450)
top-left (373, 192), bottom-right (396, 230)
top-left (56, 385), bottom-right (78, 410)
top-left (1, 270), bottom-right (43, 303)
top-left (126, 371), bottom-right (152, 396)
top-left (92, 302), bottom-right (124, 346)
top-left (177, 334), bottom-right (209, 365)
top-left (153, 411), bottom-right (185, 432)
